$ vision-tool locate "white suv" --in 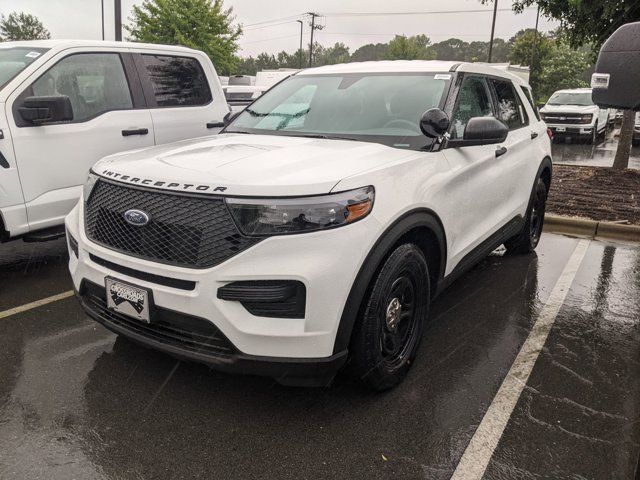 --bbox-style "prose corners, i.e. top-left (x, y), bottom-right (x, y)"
top-left (66, 61), bottom-right (552, 390)
top-left (540, 88), bottom-right (610, 143)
